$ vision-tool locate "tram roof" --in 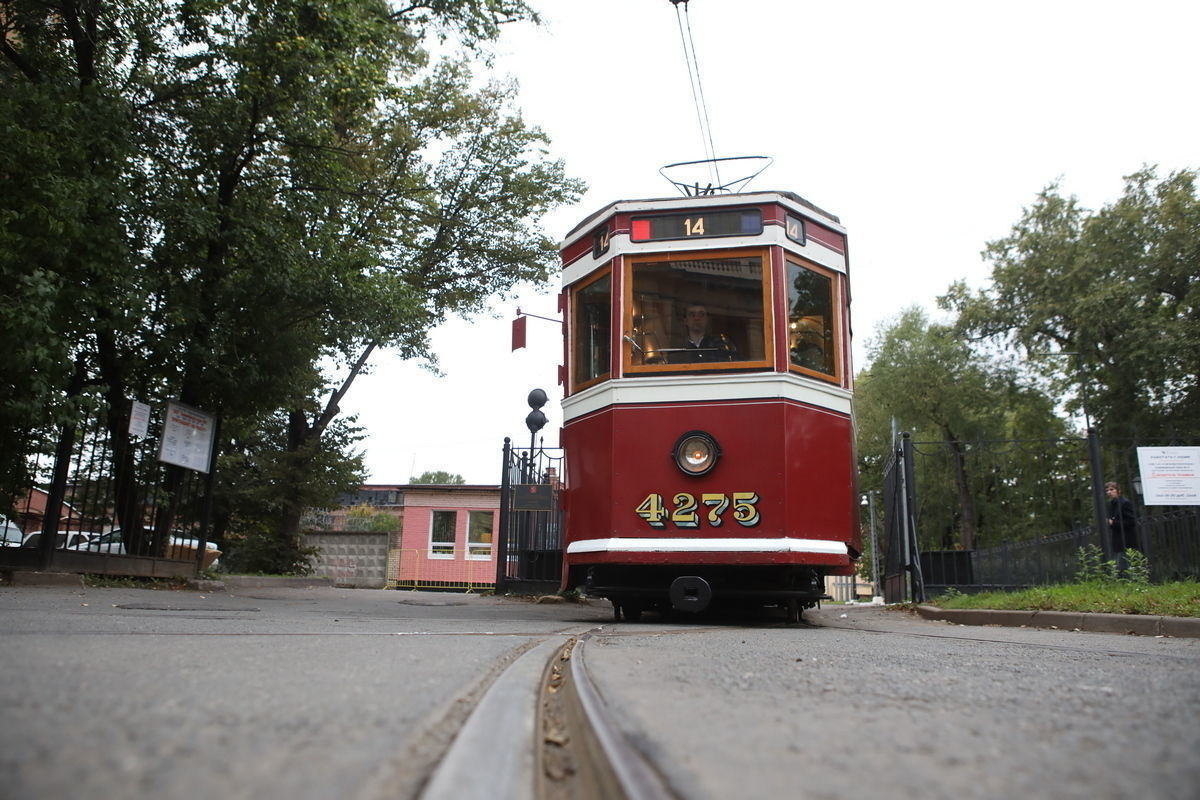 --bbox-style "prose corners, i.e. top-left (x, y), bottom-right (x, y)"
top-left (561, 190), bottom-right (842, 245)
